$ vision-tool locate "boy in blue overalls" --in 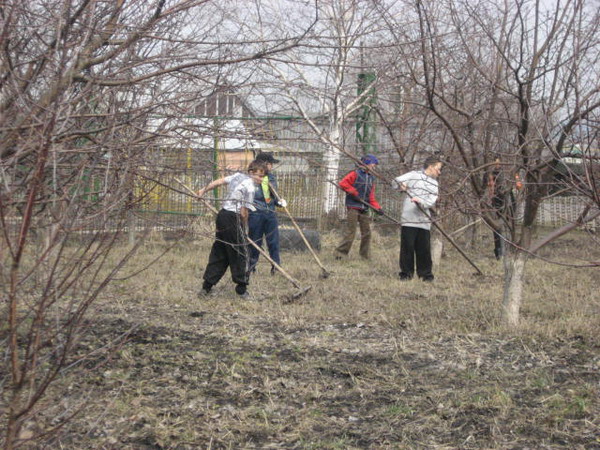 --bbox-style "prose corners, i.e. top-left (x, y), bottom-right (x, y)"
top-left (247, 152), bottom-right (287, 275)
